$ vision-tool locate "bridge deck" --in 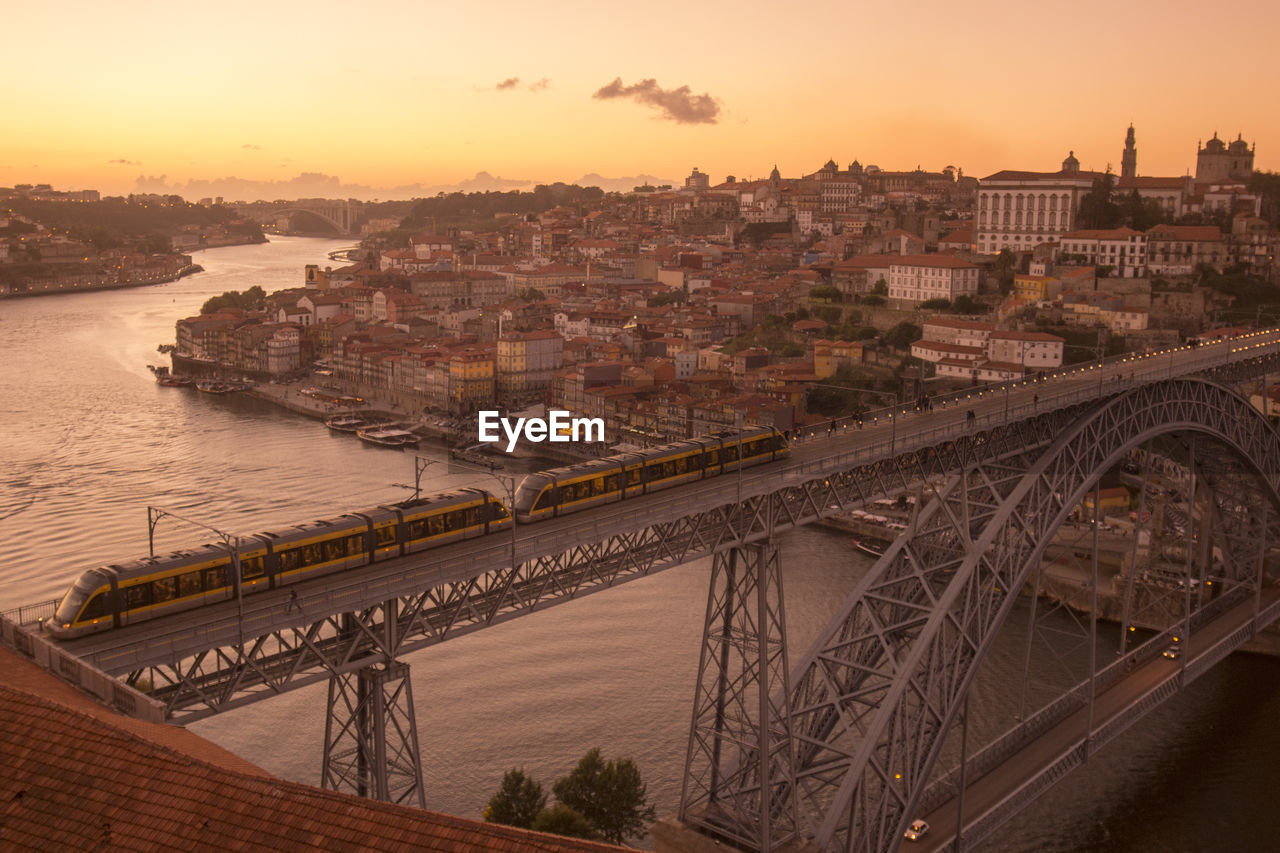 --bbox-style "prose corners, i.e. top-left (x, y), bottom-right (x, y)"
top-left (915, 585), bottom-right (1280, 852)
